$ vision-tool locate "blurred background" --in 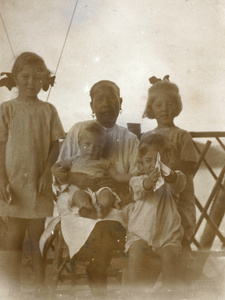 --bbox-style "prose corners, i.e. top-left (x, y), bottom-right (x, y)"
top-left (0, 2), bottom-right (225, 295)
top-left (0, 0), bottom-right (225, 133)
